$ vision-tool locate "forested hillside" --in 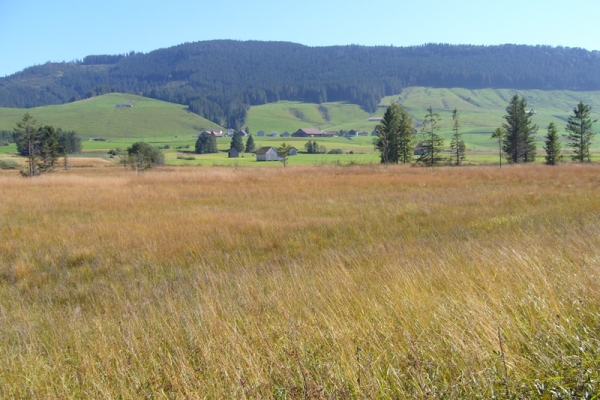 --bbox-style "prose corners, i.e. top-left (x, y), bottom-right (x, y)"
top-left (1, 41), bottom-right (600, 128)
